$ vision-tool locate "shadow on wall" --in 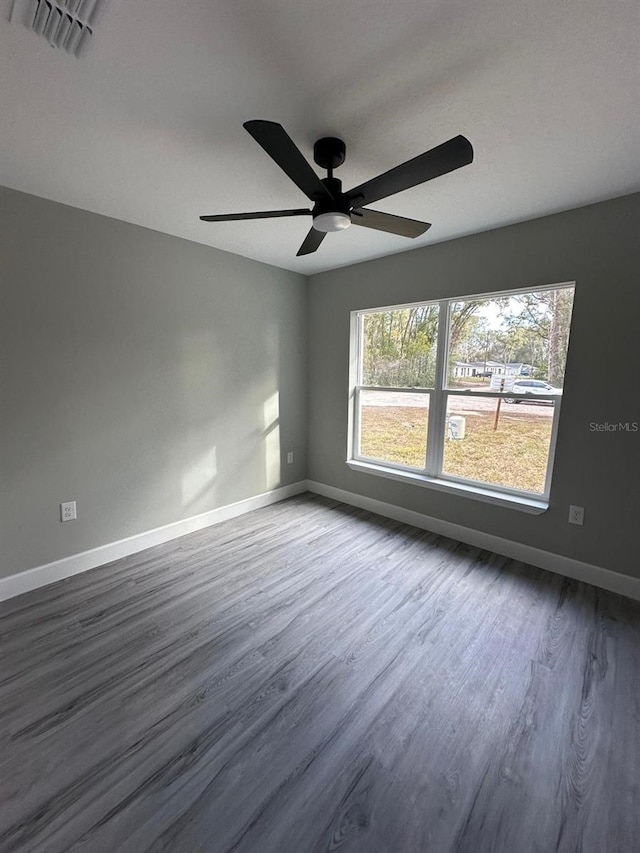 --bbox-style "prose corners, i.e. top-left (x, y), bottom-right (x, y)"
top-left (182, 446), bottom-right (218, 509)
top-left (177, 331), bottom-right (283, 516)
